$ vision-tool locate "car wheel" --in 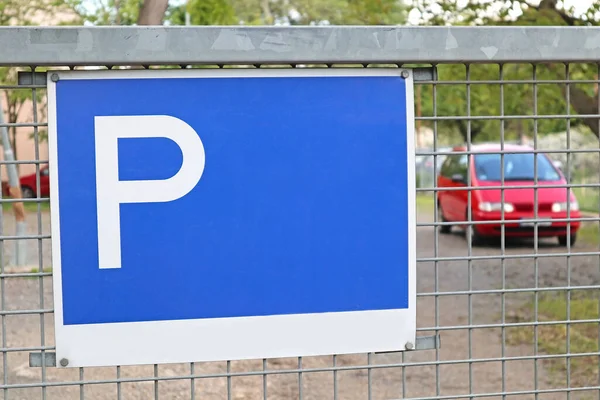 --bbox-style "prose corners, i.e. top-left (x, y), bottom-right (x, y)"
top-left (558, 234), bottom-right (577, 247)
top-left (21, 186), bottom-right (34, 199)
top-left (437, 203), bottom-right (451, 234)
